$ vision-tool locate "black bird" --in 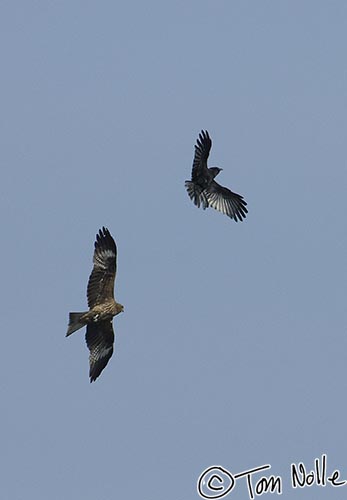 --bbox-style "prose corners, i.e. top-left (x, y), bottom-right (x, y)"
top-left (66, 227), bottom-right (124, 382)
top-left (185, 130), bottom-right (248, 221)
